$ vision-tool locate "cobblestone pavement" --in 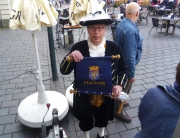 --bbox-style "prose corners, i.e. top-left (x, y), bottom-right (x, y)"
top-left (0, 4), bottom-right (180, 138)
